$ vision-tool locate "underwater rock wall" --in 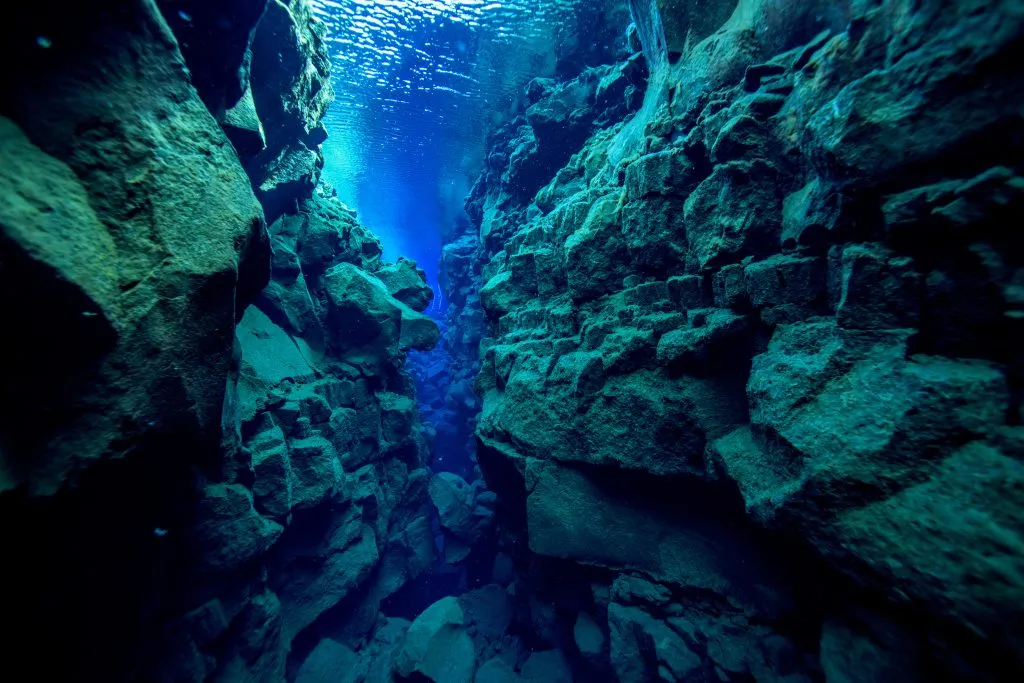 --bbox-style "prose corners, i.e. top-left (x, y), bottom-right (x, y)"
top-left (461, 0), bottom-right (1024, 681)
top-left (1, 1), bottom-right (440, 680)
top-left (213, 187), bottom-right (439, 682)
